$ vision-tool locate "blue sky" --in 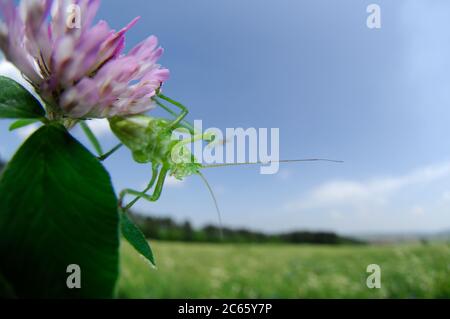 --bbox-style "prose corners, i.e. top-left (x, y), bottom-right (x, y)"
top-left (1, 0), bottom-right (450, 234)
